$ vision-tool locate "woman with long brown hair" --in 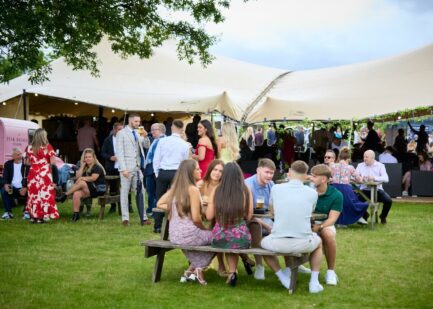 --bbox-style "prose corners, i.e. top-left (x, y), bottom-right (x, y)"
top-left (25, 128), bottom-right (59, 223)
top-left (61, 148), bottom-right (106, 221)
top-left (192, 119), bottom-right (218, 179)
top-left (157, 159), bottom-right (213, 285)
top-left (206, 162), bottom-right (253, 286)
